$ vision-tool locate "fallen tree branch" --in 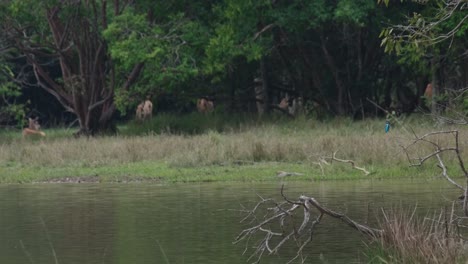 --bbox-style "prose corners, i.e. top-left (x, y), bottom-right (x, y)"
top-left (330, 151), bottom-right (371, 175)
top-left (301, 195), bottom-right (381, 237)
top-left (235, 185), bottom-right (381, 263)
